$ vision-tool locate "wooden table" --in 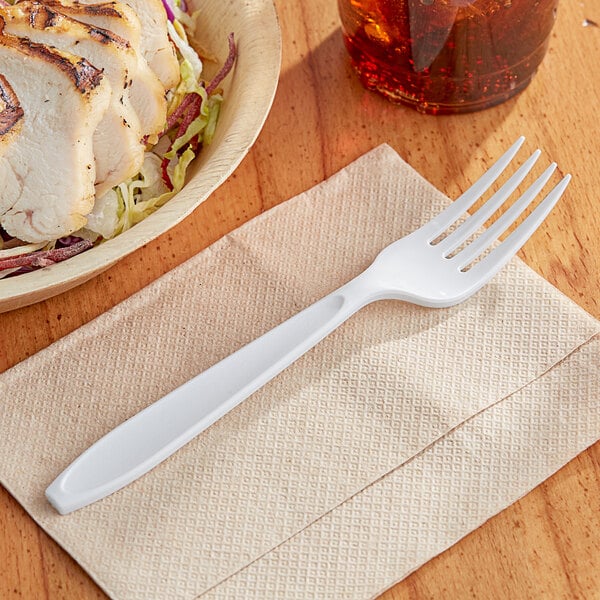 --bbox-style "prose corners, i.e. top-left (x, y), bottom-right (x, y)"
top-left (1, 1), bottom-right (599, 598)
